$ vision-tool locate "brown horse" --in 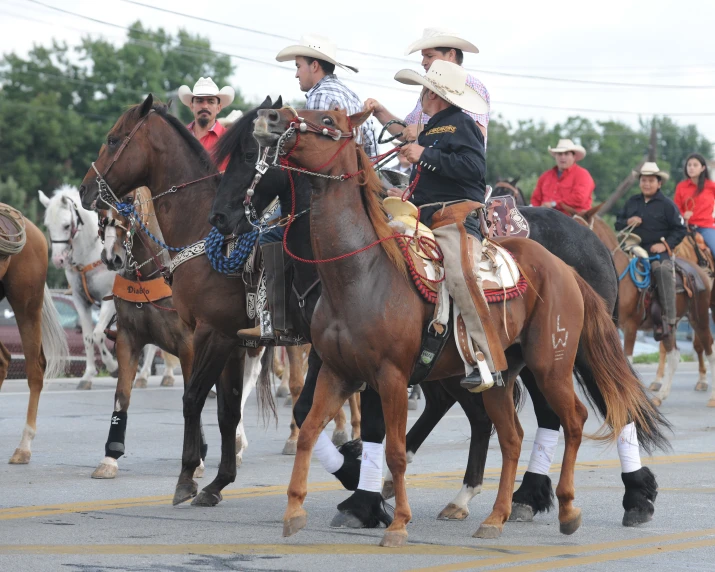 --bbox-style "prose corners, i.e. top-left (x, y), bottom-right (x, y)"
top-left (571, 206), bottom-right (715, 408)
top-left (0, 205), bottom-right (68, 463)
top-left (253, 107), bottom-right (668, 546)
top-left (78, 95), bottom-right (273, 506)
